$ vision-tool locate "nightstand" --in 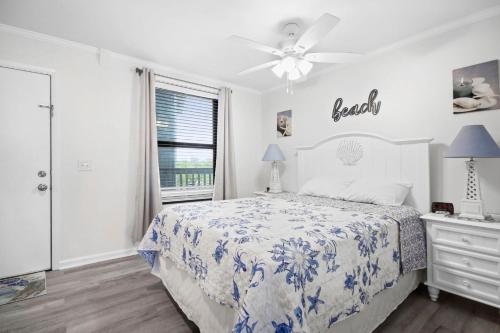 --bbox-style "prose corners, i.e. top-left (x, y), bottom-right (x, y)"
top-left (422, 213), bottom-right (500, 311)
